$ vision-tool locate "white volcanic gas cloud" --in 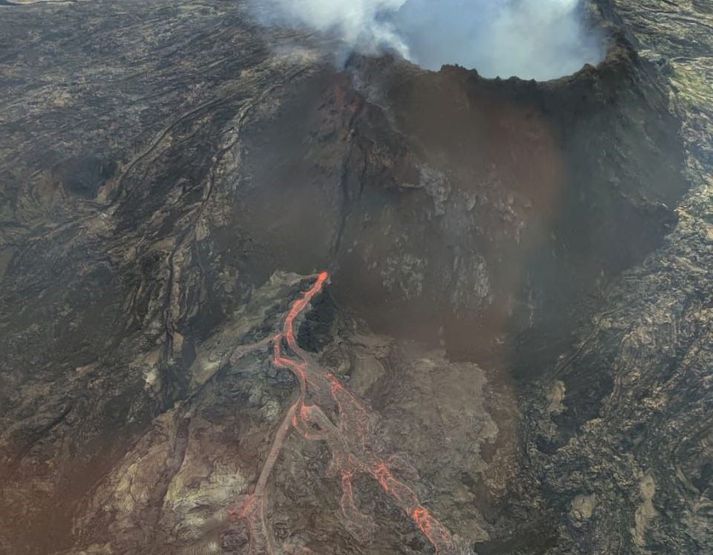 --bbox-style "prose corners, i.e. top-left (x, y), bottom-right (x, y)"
top-left (255, 0), bottom-right (604, 80)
